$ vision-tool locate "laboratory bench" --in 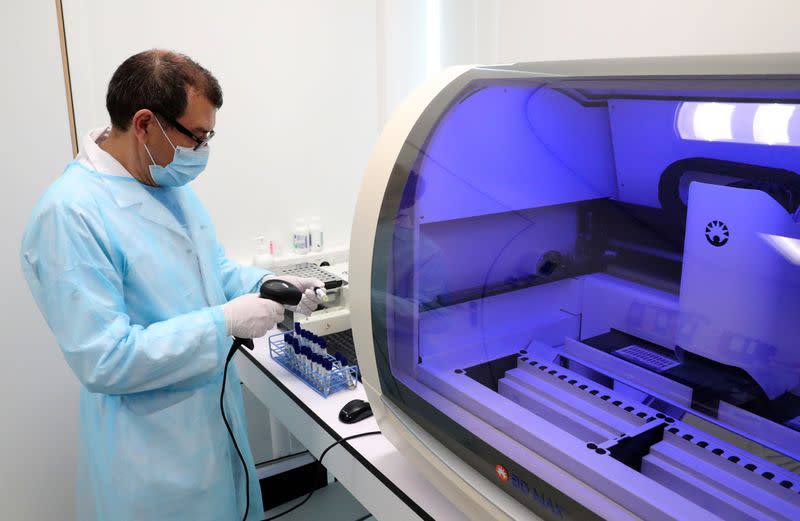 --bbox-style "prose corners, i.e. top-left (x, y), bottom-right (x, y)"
top-left (236, 332), bottom-right (469, 521)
